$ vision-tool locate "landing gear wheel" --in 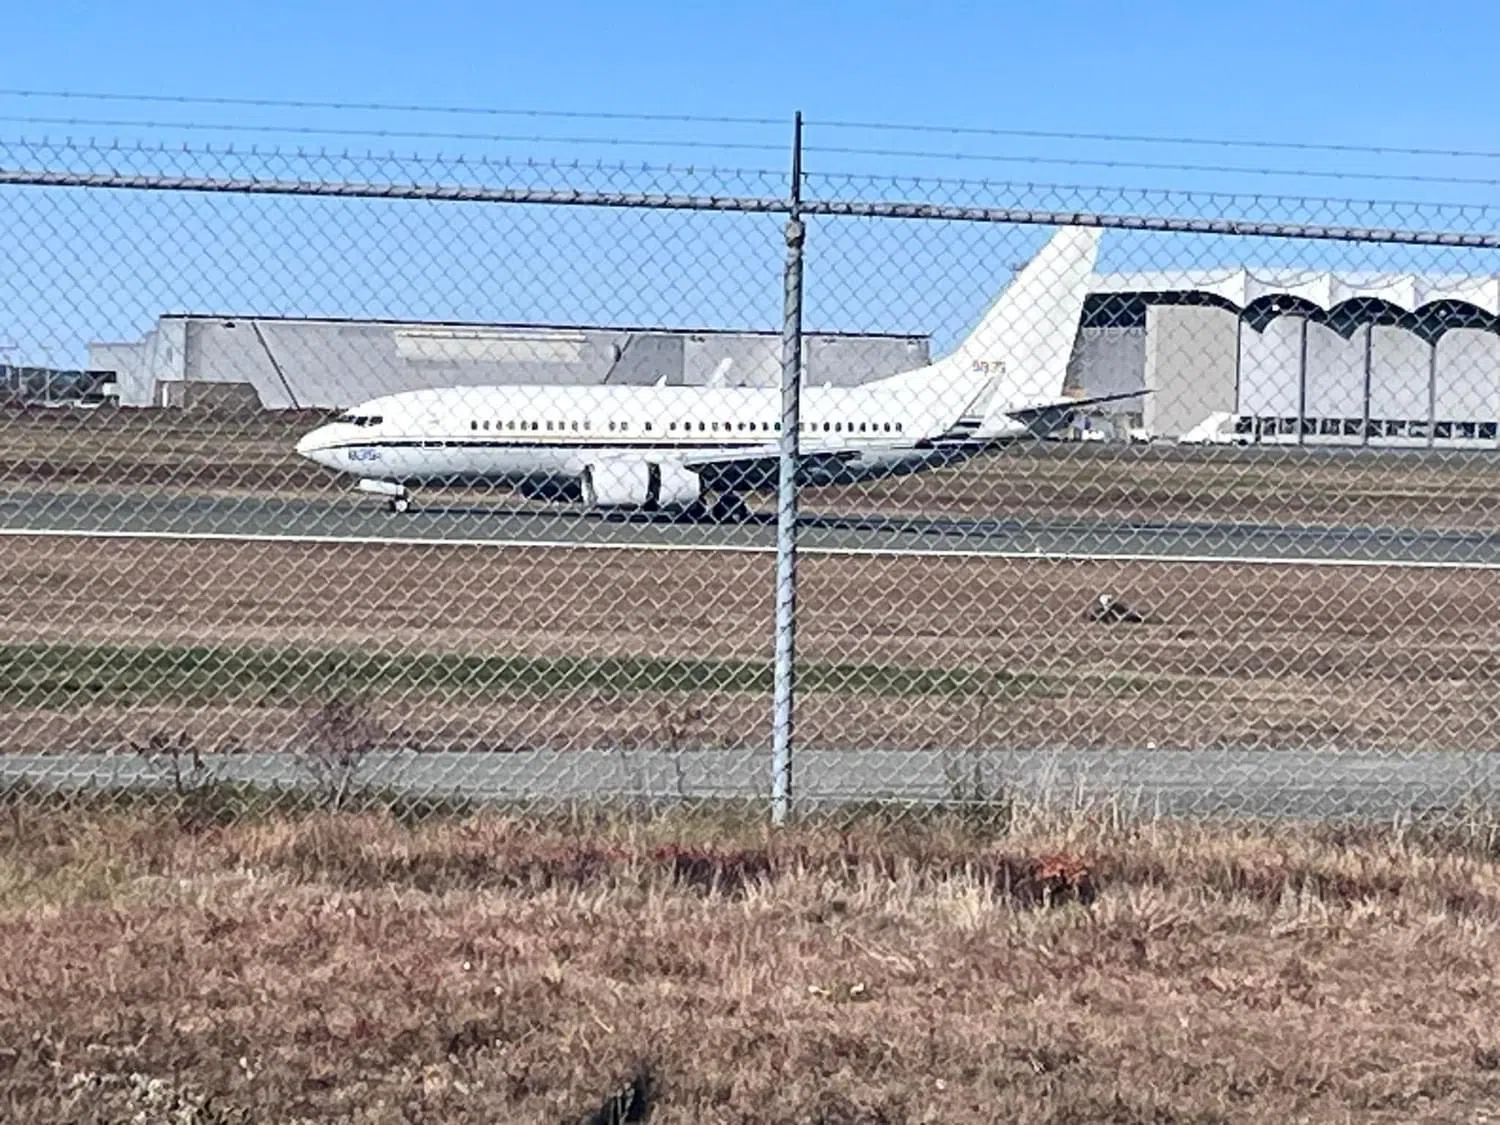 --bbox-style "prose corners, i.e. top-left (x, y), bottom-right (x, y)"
top-left (389, 496), bottom-right (411, 514)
